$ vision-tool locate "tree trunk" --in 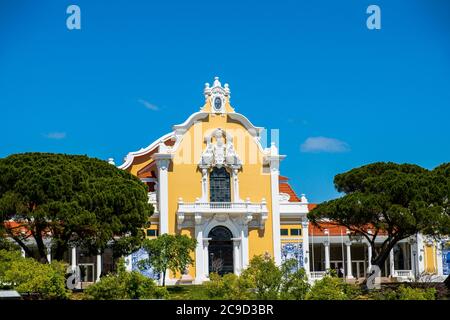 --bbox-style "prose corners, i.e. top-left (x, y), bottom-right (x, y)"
top-left (33, 231), bottom-right (49, 263)
top-left (162, 270), bottom-right (166, 287)
top-left (53, 242), bottom-right (67, 261)
top-left (364, 242), bottom-right (395, 290)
